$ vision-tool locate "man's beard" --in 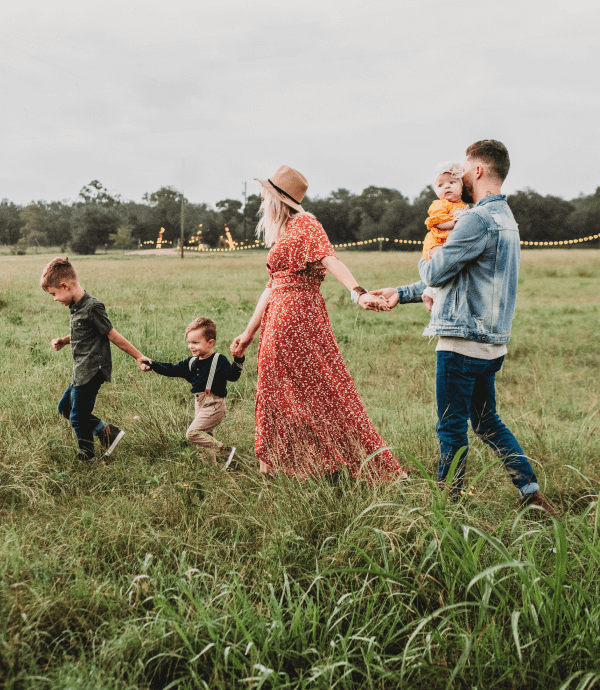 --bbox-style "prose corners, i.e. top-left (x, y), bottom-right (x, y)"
top-left (461, 182), bottom-right (474, 204)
